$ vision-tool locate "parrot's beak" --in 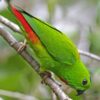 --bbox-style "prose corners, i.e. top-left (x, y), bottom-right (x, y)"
top-left (76, 90), bottom-right (84, 96)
